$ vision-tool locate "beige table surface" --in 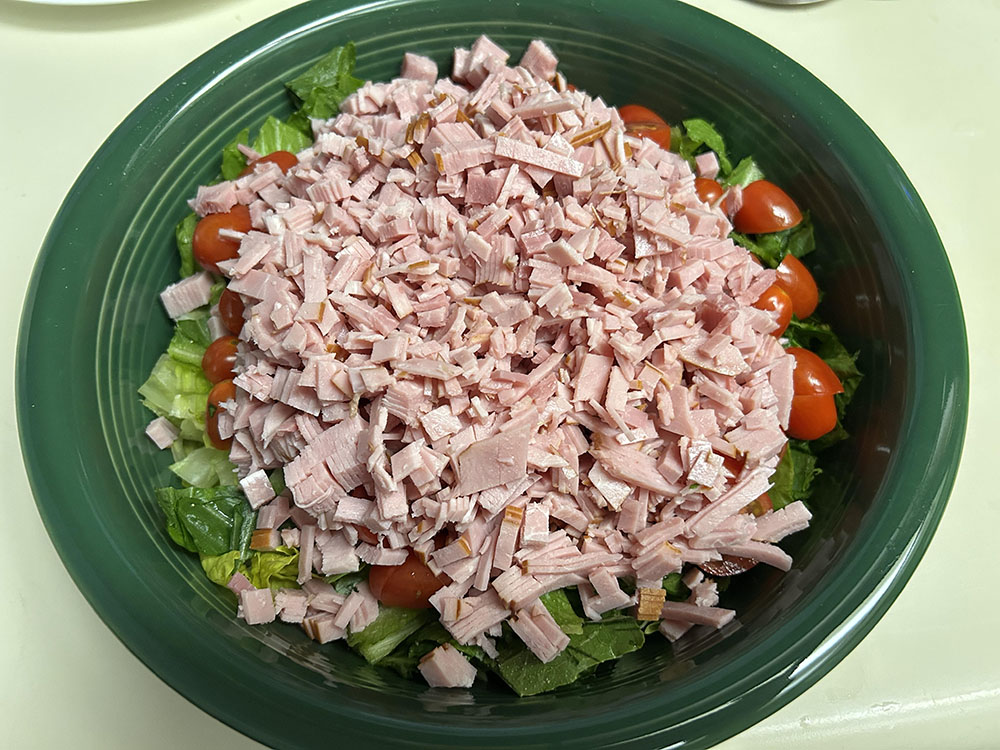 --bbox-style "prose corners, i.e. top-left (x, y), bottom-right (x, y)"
top-left (2, 0), bottom-right (997, 747)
